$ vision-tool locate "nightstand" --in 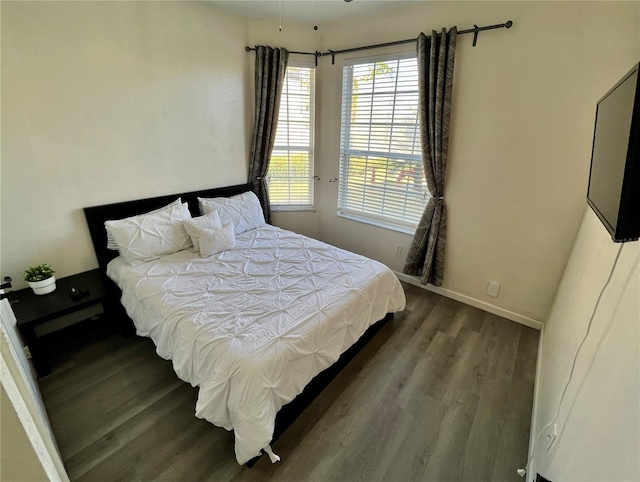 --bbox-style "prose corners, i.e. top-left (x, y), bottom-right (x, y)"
top-left (10, 268), bottom-right (111, 378)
